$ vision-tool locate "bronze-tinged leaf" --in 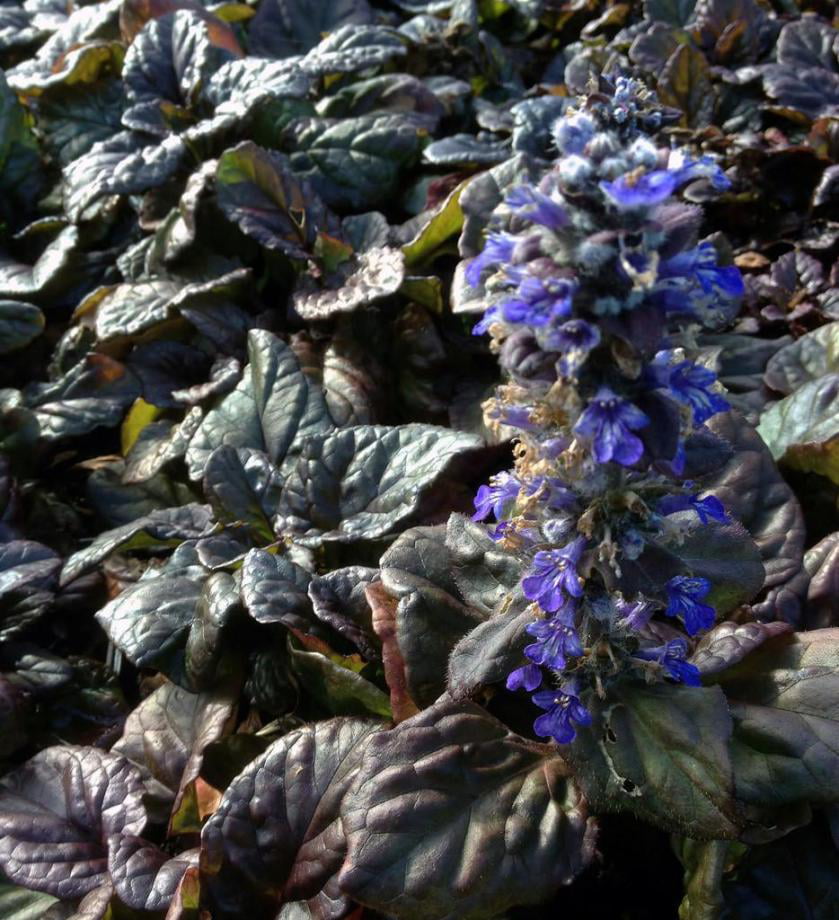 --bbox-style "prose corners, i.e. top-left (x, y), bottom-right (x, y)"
top-left (657, 45), bottom-right (714, 129)
top-left (338, 699), bottom-right (596, 919)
